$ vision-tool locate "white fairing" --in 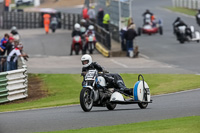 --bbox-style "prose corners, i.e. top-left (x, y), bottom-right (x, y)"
top-left (97, 76), bottom-right (106, 87)
top-left (134, 81), bottom-right (151, 102)
top-left (110, 92), bottom-right (125, 102)
top-left (190, 26), bottom-right (194, 33)
top-left (143, 24), bottom-right (152, 29)
top-left (178, 26), bottom-right (186, 33)
top-left (88, 36), bottom-right (94, 42)
top-left (195, 31), bottom-right (200, 39)
top-left (74, 36), bottom-right (80, 42)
